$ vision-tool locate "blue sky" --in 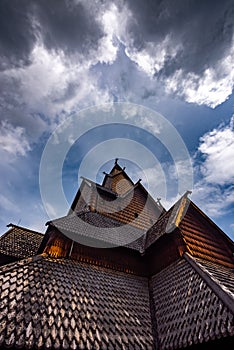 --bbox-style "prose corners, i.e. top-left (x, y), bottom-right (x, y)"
top-left (0, 0), bottom-right (233, 239)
